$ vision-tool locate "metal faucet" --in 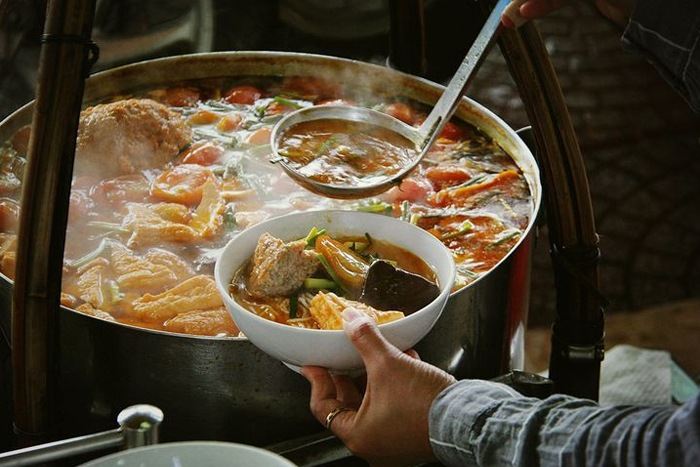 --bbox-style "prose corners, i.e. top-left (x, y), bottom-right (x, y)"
top-left (0, 404), bottom-right (163, 466)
